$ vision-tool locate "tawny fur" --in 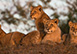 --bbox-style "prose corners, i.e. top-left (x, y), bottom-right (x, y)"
top-left (62, 34), bottom-right (70, 45)
top-left (20, 31), bottom-right (41, 46)
top-left (42, 19), bottom-right (62, 44)
top-left (0, 30), bottom-right (25, 47)
top-left (0, 25), bottom-right (6, 39)
top-left (69, 21), bottom-right (77, 44)
top-left (30, 5), bottom-right (50, 38)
